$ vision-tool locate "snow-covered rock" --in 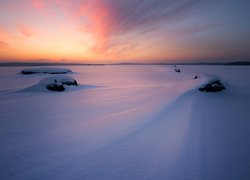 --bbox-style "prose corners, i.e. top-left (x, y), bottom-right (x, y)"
top-left (21, 68), bottom-right (73, 75)
top-left (199, 79), bottom-right (226, 92)
top-left (38, 75), bottom-right (78, 92)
